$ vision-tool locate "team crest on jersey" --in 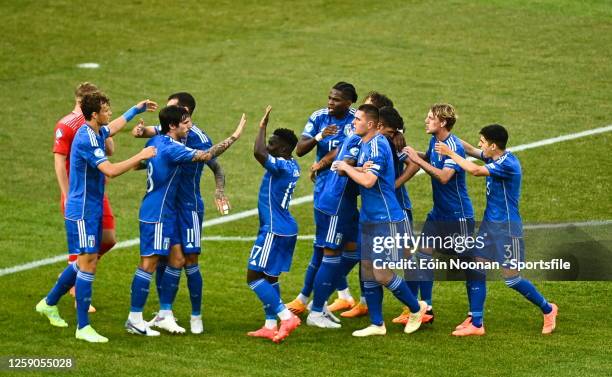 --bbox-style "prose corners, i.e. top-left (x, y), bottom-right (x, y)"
top-left (55, 129), bottom-right (63, 140)
top-left (94, 148), bottom-right (105, 158)
top-left (344, 125), bottom-right (353, 137)
top-left (305, 122), bottom-right (314, 133)
top-left (349, 147), bottom-right (359, 157)
top-left (87, 235), bottom-right (95, 248)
